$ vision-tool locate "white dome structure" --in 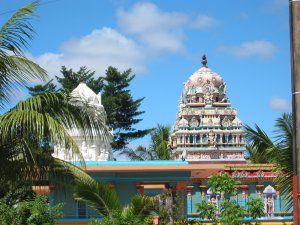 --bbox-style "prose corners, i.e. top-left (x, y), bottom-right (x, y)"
top-left (71, 83), bottom-right (103, 107)
top-left (53, 83), bottom-right (113, 161)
